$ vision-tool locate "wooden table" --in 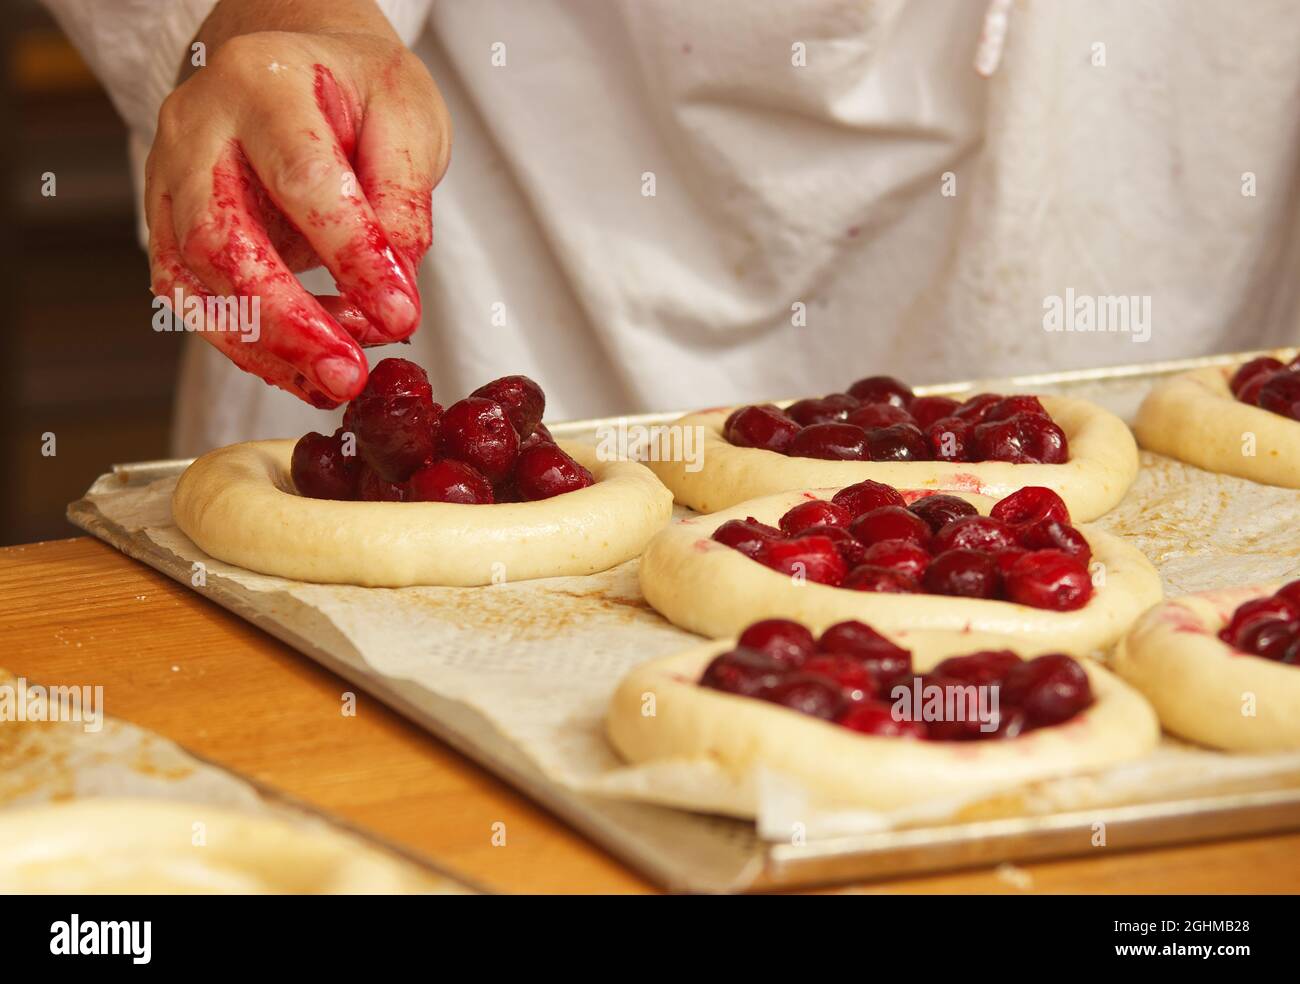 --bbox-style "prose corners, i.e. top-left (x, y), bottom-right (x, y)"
top-left (4, 537), bottom-right (1299, 894)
